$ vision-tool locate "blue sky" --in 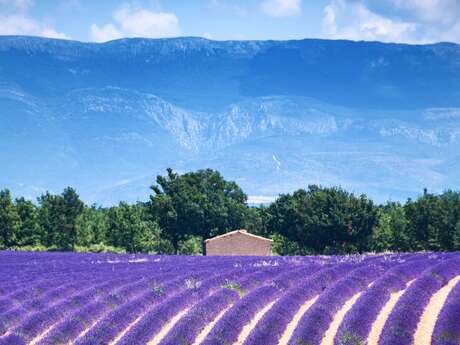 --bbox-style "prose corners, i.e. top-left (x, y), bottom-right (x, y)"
top-left (0, 0), bottom-right (459, 43)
